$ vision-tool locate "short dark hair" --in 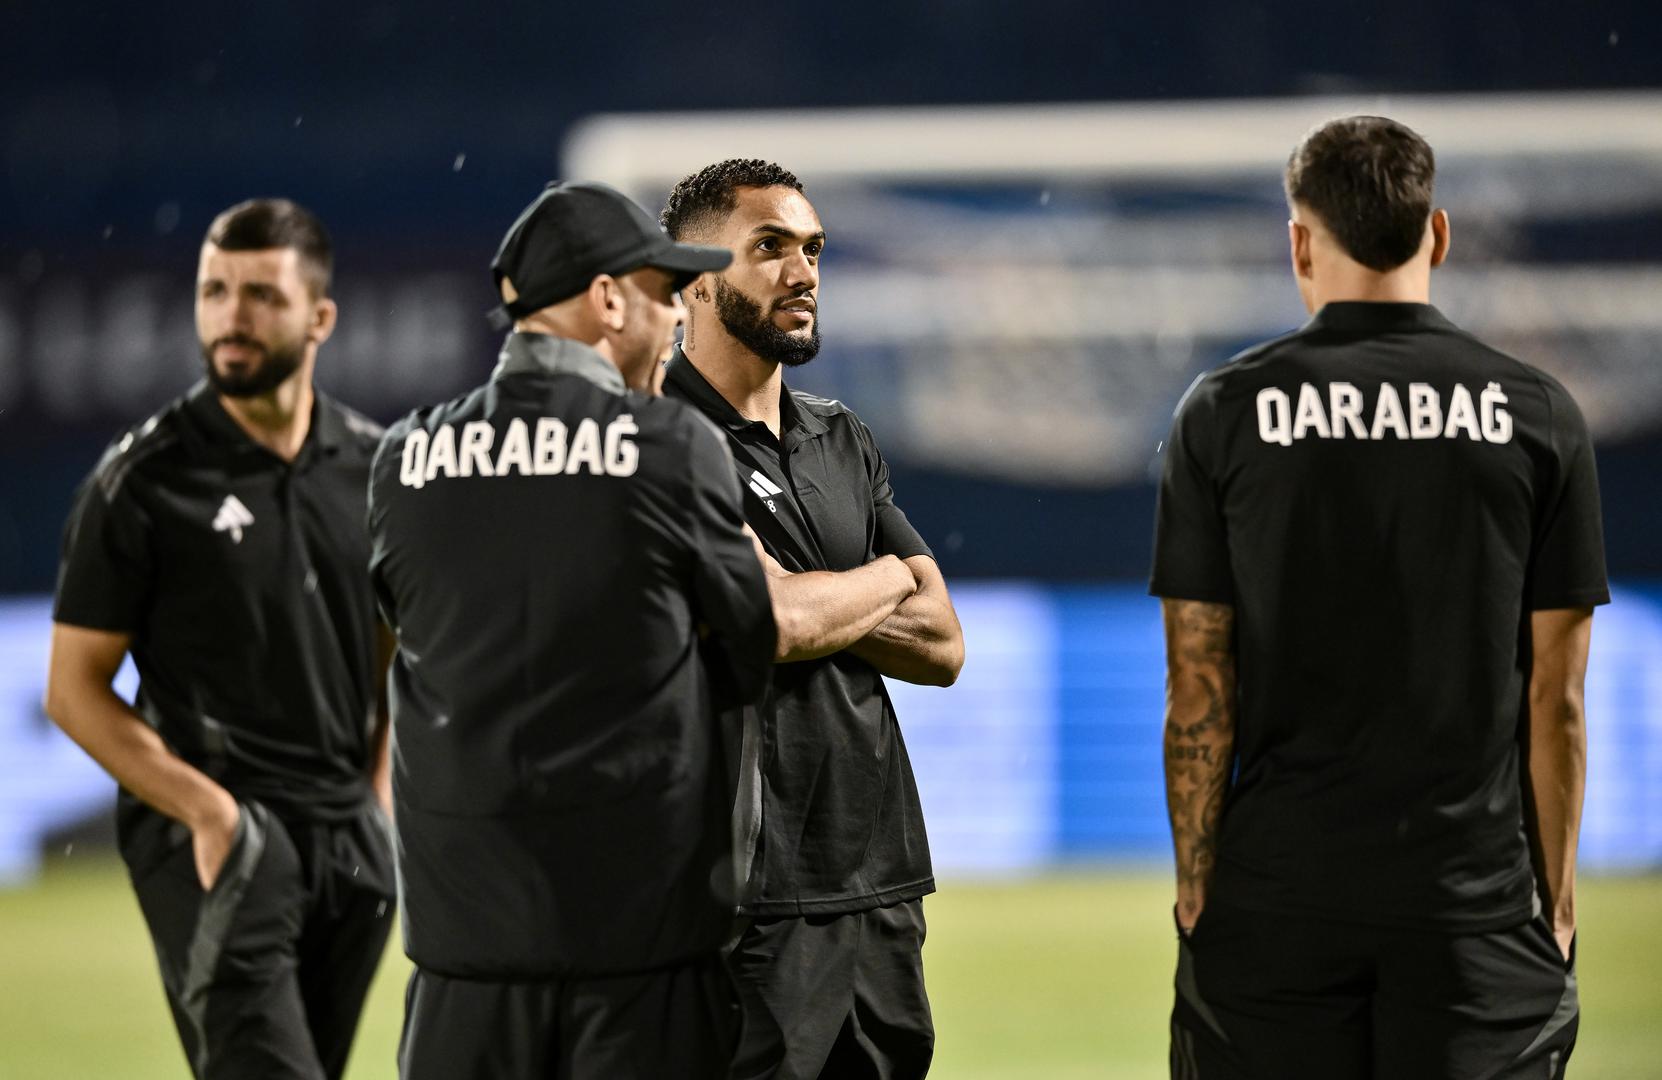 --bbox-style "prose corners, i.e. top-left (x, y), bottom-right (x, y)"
top-left (203, 198), bottom-right (334, 297)
top-left (660, 159), bottom-right (804, 240)
top-left (1285, 116), bottom-right (1436, 273)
